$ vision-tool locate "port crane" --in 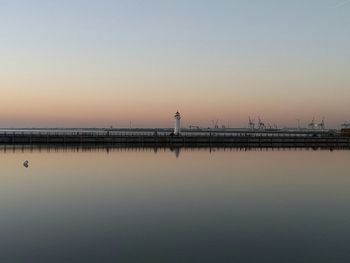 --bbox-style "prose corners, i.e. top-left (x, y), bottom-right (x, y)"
top-left (308, 117), bottom-right (325, 130)
top-left (318, 117), bottom-right (325, 130)
top-left (212, 120), bottom-right (219, 129)
top-left (308, 117), bottom-right (317, 129)
top-left (265, 123), bottom-right (278, 130)
top-left (248, 117), bottom-right (255, 130)
top-left (258, 117), bottom-right (266, 130)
